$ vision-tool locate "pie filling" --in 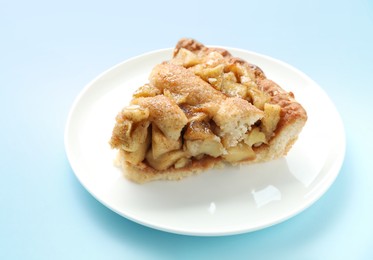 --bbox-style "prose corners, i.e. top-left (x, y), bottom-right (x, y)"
top-left (110, 39), bottom-right (306, 176)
